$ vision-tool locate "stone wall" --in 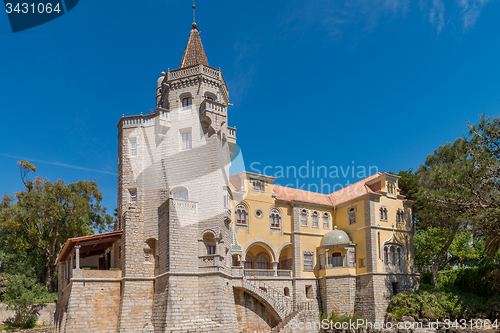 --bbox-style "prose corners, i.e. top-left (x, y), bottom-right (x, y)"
top-left (62, 280), bottom-right (121, 333)
top-left (355, 273), bottom-right (418, 322)
top-left (0, 303), bottom-right (55, 326)
top-left (322, 275), bottom-right (356, 316)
